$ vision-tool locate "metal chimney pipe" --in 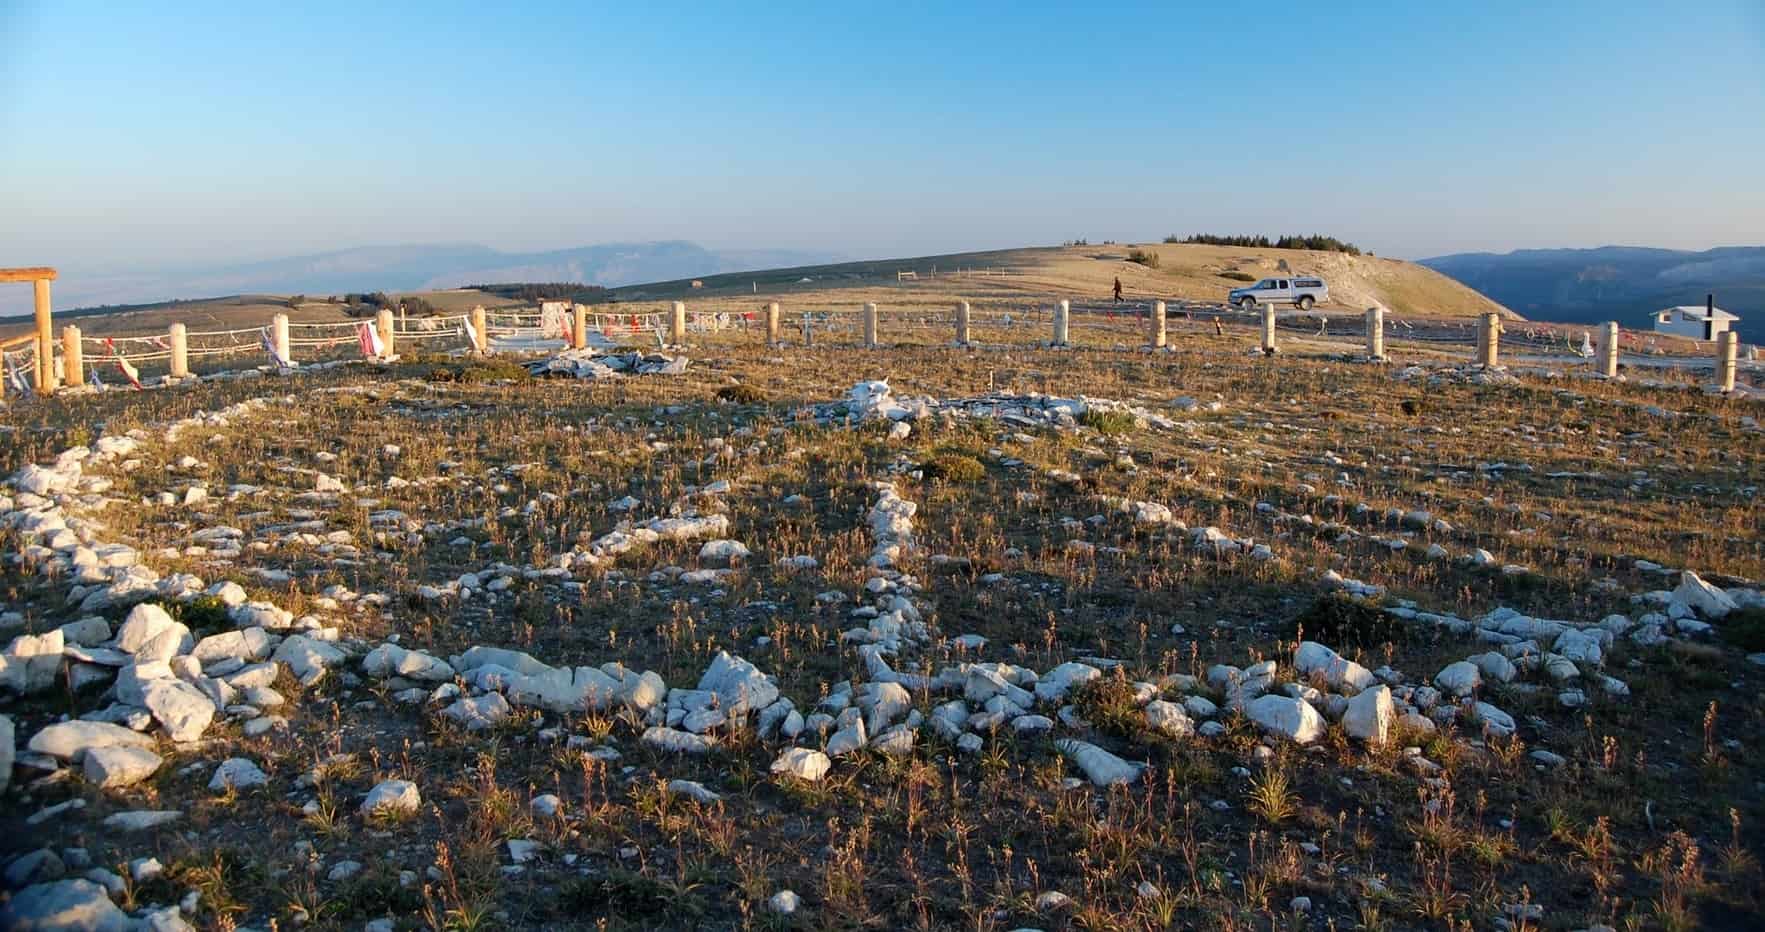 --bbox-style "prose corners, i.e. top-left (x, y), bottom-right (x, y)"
top-left (1707, 293), bottom-right (1714, 314)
